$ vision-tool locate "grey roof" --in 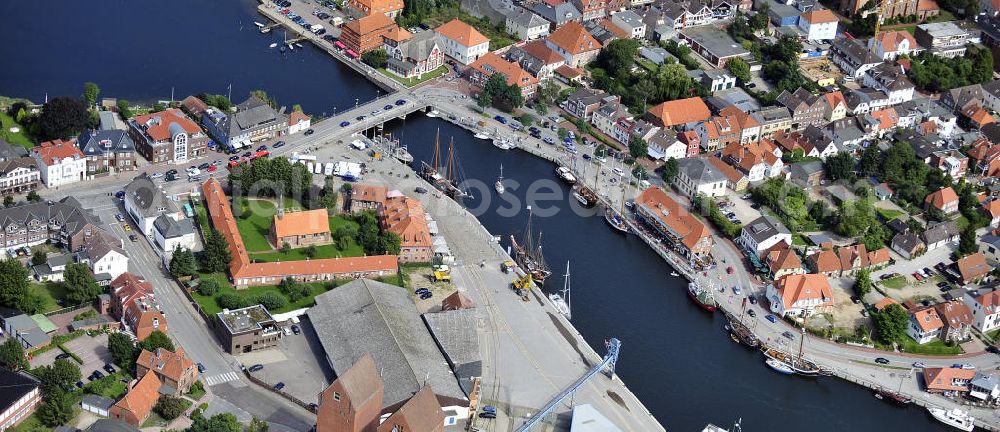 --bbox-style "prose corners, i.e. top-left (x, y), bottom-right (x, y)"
top-left (0, 368), bottom-right (38, 412)
top-left (583, 20), bottom-right (619, 45)
top-left (982, 234), bottom-right (1000, 249)
top-left (77, 230), bottom-right (126, 263)
top-left (971, 372), bottom-right (999, 390)
top-left (571, 404), bottom-right (623, 432)
top-left (153, 214), bottom-right (194, 239)
top-left (917, 21), bottom-right (968, 38)
top-left (791, 160), bottom-right (824, 176)
top-left (0, 139), bottom-right (28, 161)
top-left (827, 184), bottom-right (857, 202)
top-left (70, 315), bottom-right (115, 331)
top-left (892, 232), bottom-right (924, 252)
top-left (865, 62), bottom-right (914, 92)
top-left (213, 96), bottom-right (287, 138)
top-left (308, 279), bottom-right (467, 408)
top-left (422, 308), bottom-right (482, 397)
top-left (81, 394), bottom-right (115, 411)
top-left (922, 221), bottom-right (960, 244)
top-left (832, 38), bottom-right (880, 67)
top-left (396, 31), bottom-right (442, 62)
top-left (827, 117), bottom-right (865, 144)
top-left (567, 88), bottom-right (607, 107)
top-left (896, 98), bottom-right (954, 121)
top-left (77, 129), bottom-right (134, 157)
top-left (943, 84), bottom-right (984, 110)
top-left (125, 174), bottom-right (178, 218)
top-left (681, 27), bottom-right (750, 59)
top-left (0, 157), bottom-right (38, 176)
top-left (506, 7), bottom-right (548, 28)
top-left (86, 419), bottom-right (141, 432)
top-left (217, 305), bottom-right (276, 335)
top-left (777, 87), bottom-right (822, 112)
top-left (612, 10), bottom-right (644, 28)
top-left (677, 157), bottom-right (727, 185)
top-left (0, 197), bottom-right (96, 236)
top-left (846, 88), bottom-right (888, 110)
top-left (7, 314), bottom-right (39, 332)
top-left (531, 2), bottom-right (581, 25)
top-left (753, 106), bottom-right (792, 124)
top-left (743, 215), bottom-right (791, 243)
top-left (99, 111), bottom-right (119, 131)
top-left (639, 46), bottom-right (677, 65)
